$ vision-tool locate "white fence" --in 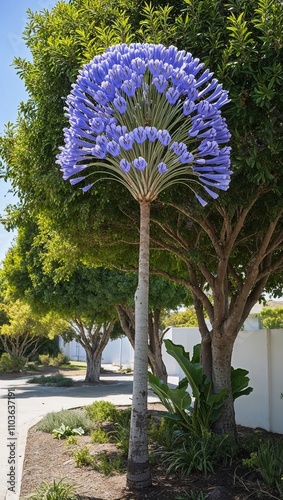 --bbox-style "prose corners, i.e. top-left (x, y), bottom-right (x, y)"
top-left (60, 336), bottom-right (134, 368)
top-left (163, 327), bottom-right (283, 435)
top-left (61, 327), bottom-right (283, 434)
